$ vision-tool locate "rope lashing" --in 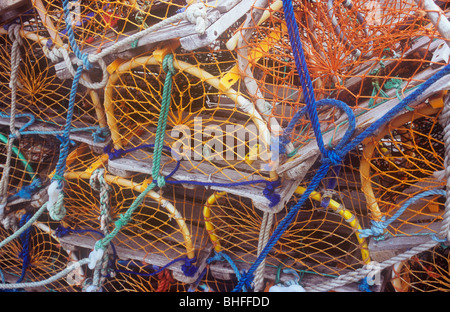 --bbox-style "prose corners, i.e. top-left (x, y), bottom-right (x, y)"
top-left (0, 113), bottom-right (35, 137)
top-left (358, 188), bottom-right (446, 238)
top-left (207, 251), bottom-right (249, 292)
